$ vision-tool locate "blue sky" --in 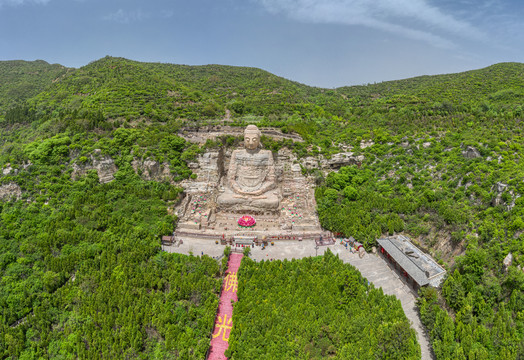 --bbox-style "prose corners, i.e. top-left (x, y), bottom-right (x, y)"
top-left (0, 0), bottom-right (523, 87)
